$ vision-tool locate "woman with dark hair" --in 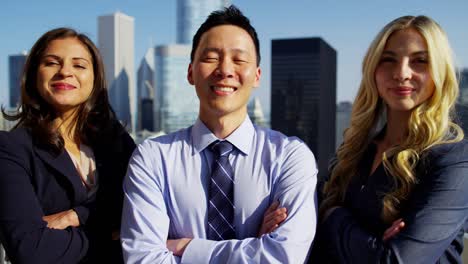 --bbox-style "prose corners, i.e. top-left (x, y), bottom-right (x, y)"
top-left (0, 27), bottom-right (135, 263)
top-left (311, 16), bottom-right (468, 263)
